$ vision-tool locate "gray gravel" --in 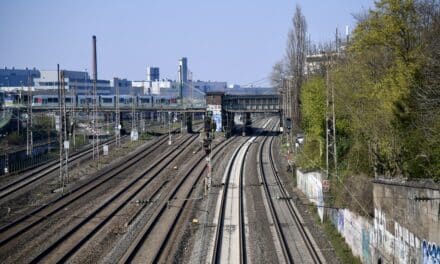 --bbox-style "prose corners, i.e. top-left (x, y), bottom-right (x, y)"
top-left (273, 136), bottom-right (340, 264)
top-left (243, 136), bottom-right (280, 263)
